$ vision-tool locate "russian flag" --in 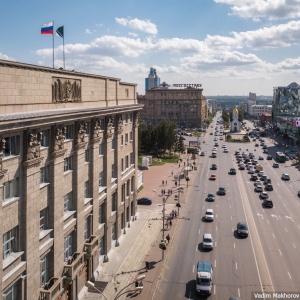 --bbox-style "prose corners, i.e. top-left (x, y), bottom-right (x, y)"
top-left (41, 22), bottom-right (54, 34)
